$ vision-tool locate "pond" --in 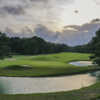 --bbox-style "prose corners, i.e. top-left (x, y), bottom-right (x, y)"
top-left (0, 73), bottom-right (97, 94)
top-left (69, 61), bottom-right (93, 66)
